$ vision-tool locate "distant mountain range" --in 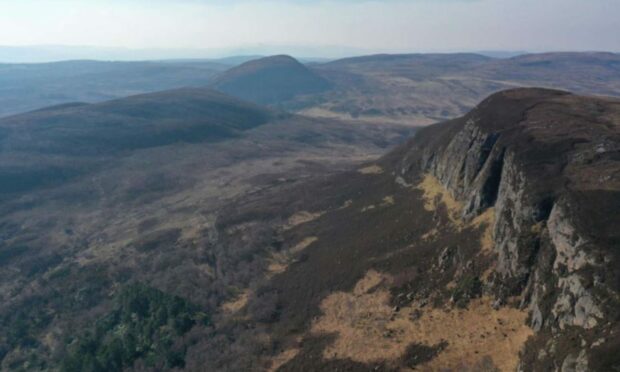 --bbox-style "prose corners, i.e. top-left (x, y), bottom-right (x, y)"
top-left (297, 51), bottom-right (620, 125)
top-left (0, 60), bottom-right (231, 117)
top-left (0, 45), bottom-right (265, 63)
top-left (3, 51), bottom-right (620, 123)
top-left (0, 45), bottom-right (370, 63)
